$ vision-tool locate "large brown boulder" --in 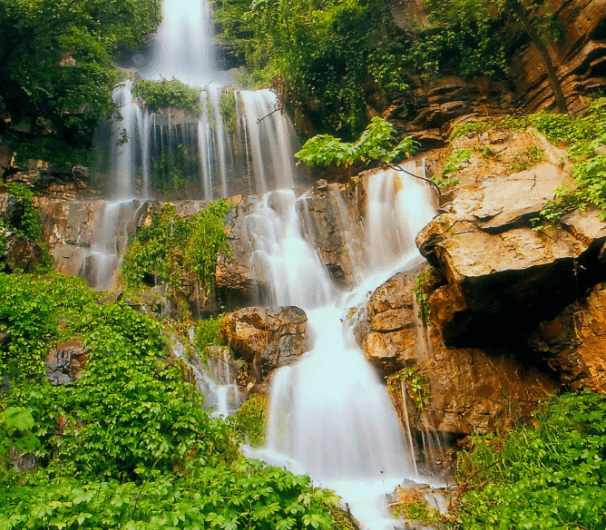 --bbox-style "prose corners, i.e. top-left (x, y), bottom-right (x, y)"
top-left (416, 130), bottom-right (606, 346)
top-left (222, 306), bottom-right (309, 386)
